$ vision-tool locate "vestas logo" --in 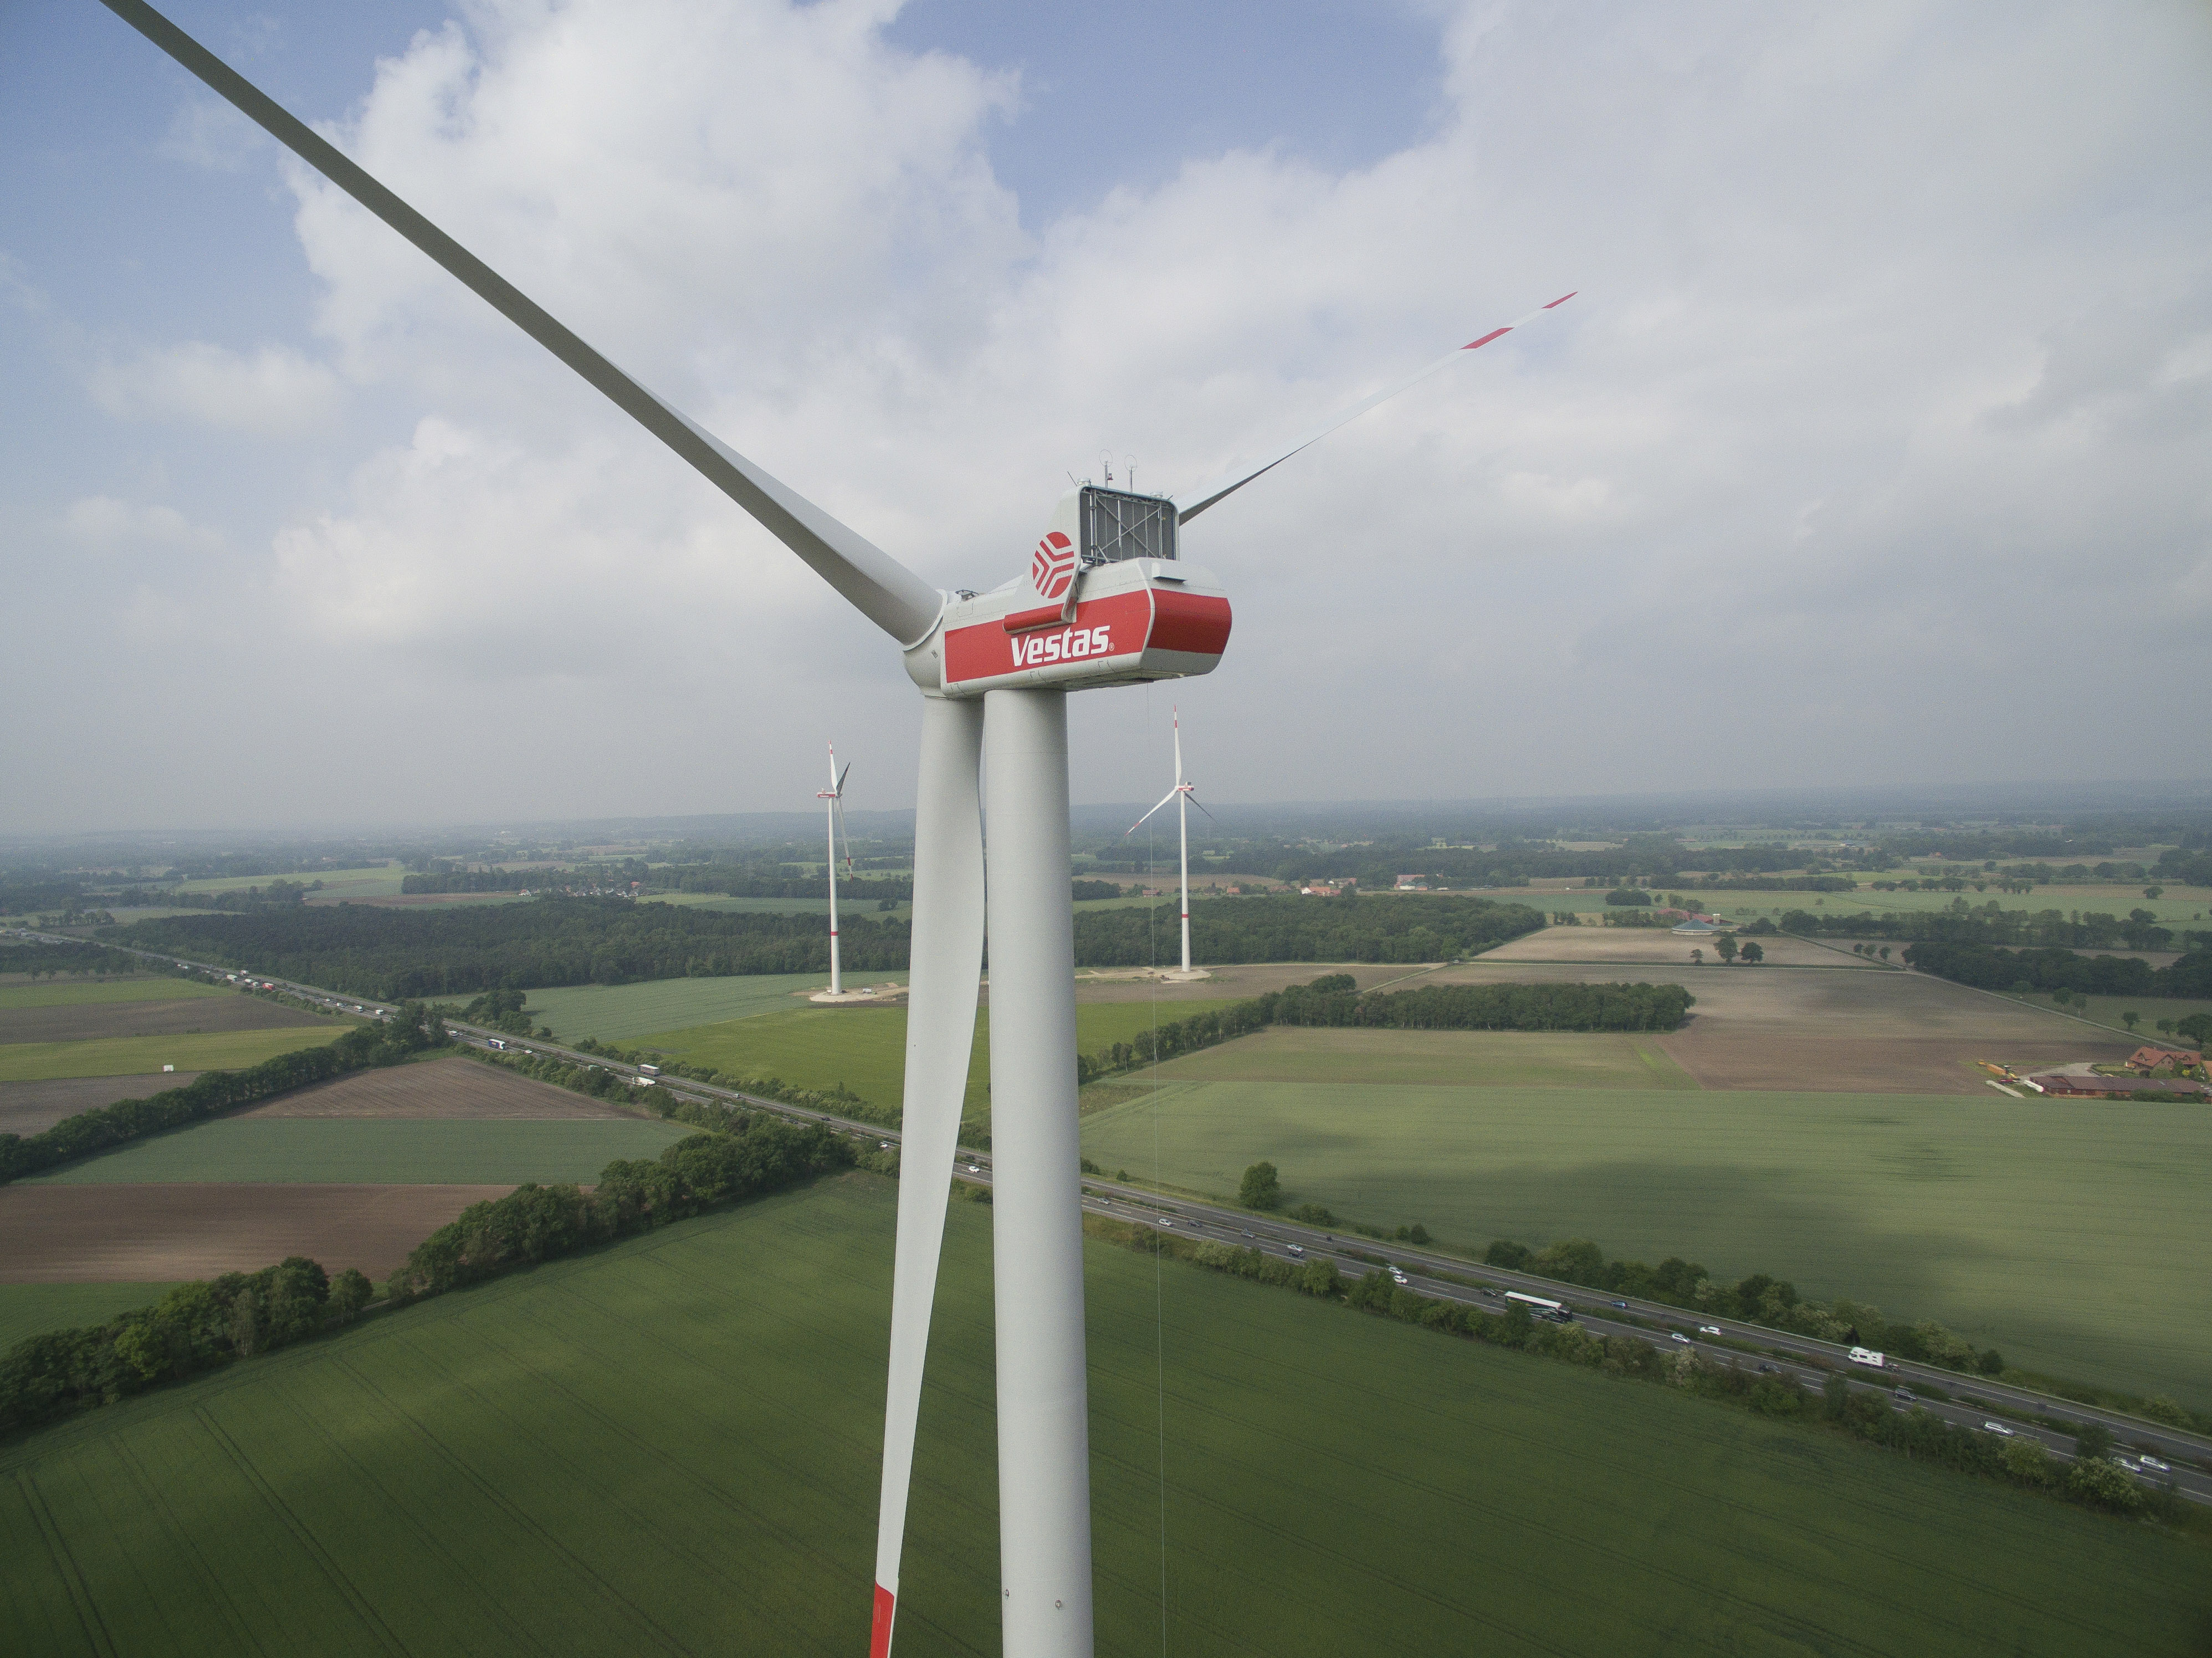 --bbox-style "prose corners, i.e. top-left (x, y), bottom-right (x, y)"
top-left (1011, 624), bottom-right (1113, 668)
top-left (1031, 531), bottom-right (1077, 601)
